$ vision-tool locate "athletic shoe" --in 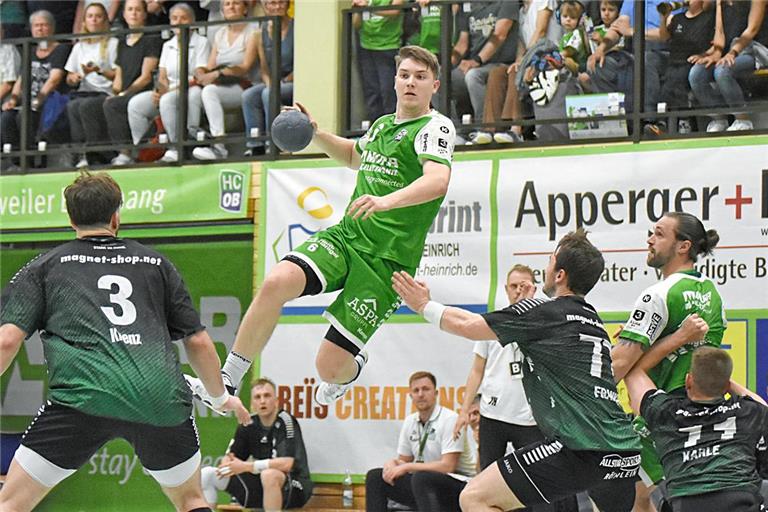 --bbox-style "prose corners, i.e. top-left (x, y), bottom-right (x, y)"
top-left (314, 351), bottom-right (368, 405)
top-left (111, 153), bottom-right (134, 166)
top-left (75, 156), bottom-right (89, 169)
top-left (726, 119), bottom-right (753, 131)
top-left (160, 149), bottom-right (178, 162)
top-left (468, 131), bottom-right (492, 145)
top-left (706, 118), bottom-right (728, 133)
top-left (183, 374), bottom-right (236, 415)
top-left (454, 134), bottom-right (468, 146)
top-left (192, 143), bottom-right (228, 160)
top-left (493, 131), bottom-right (523, 144)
